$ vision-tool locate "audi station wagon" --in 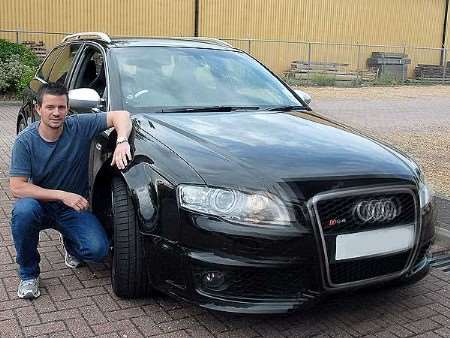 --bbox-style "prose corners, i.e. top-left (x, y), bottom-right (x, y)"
top-left (17, 32), bottom-right (435, 313)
